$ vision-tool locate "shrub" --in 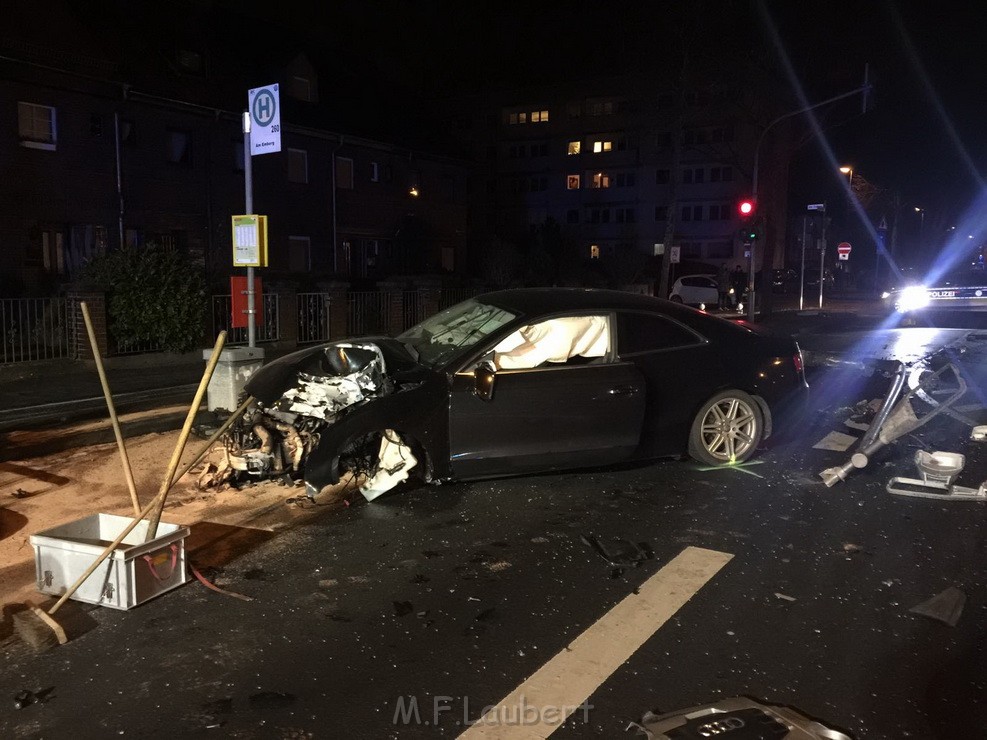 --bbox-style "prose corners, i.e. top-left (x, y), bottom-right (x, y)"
top-left (79, 244), bottom-right (207, 353)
